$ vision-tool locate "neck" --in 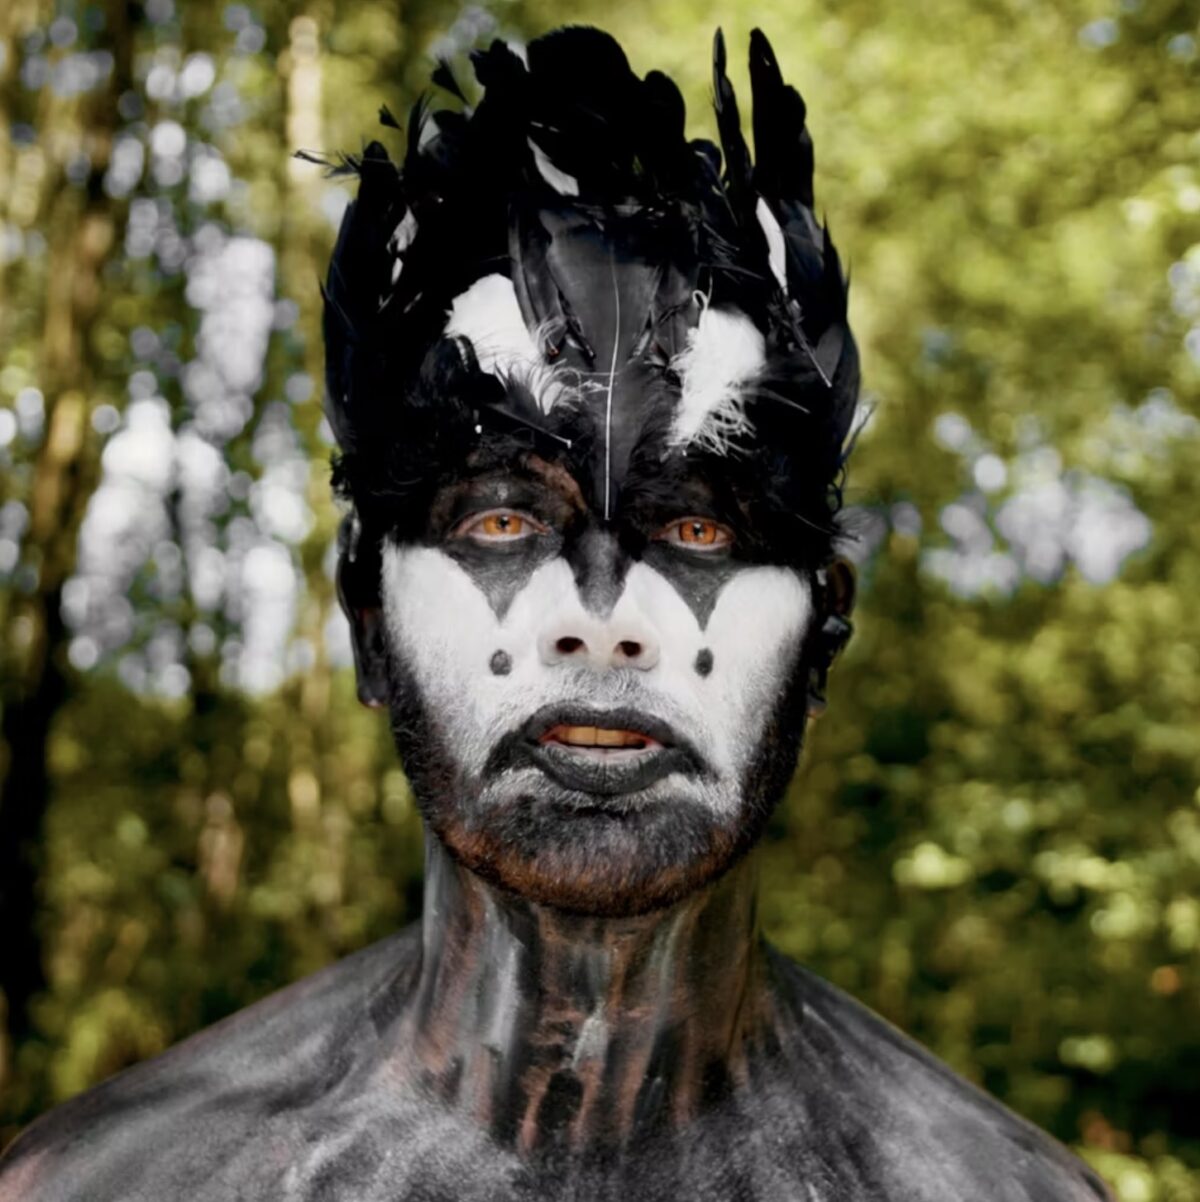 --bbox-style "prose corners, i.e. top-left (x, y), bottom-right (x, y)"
top-left (395, 834), bottom-right (769, 1153)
